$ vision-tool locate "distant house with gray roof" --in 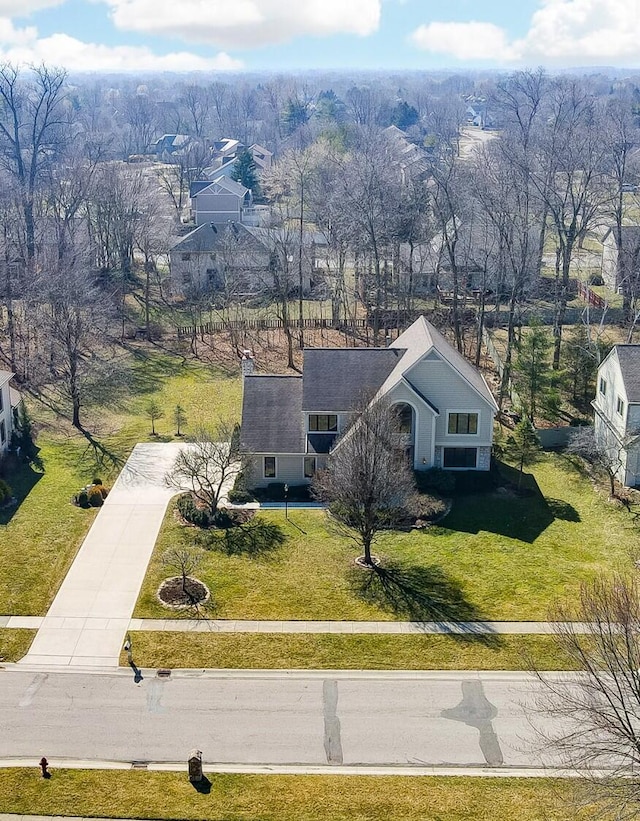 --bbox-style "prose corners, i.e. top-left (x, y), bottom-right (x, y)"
top-left (240, 315), bottom-right (498, 488)
top-left (593, 344), bottom-right (640, 487)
